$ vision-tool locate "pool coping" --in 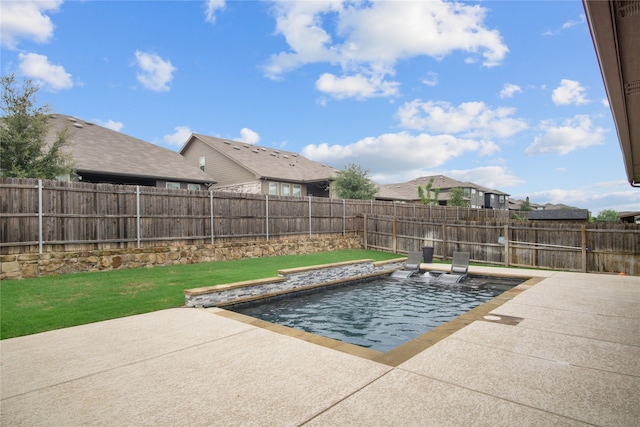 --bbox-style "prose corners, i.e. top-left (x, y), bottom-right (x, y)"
top-left (210, 261), bottom-right (545, 367)
top-left (184, 258), bottom-right (406, 307)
